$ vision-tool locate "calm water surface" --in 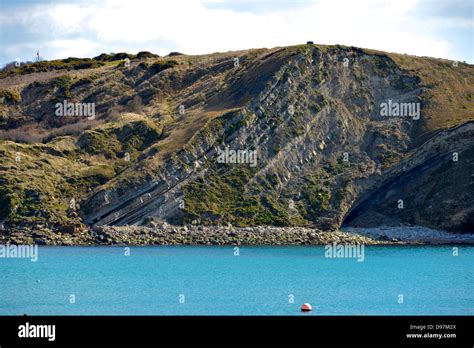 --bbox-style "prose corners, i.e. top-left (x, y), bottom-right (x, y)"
top-left (1, 245), bottom-right (472, 315)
